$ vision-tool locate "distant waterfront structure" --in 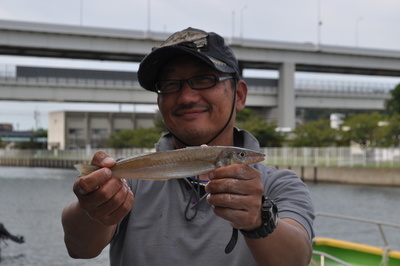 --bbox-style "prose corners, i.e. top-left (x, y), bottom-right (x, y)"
top-left (330, 113), bottom-right (345, 130)
top-left (0, 123), bottom-right (13, 131)
top-left (47, 111), bottom-right (156, 150)
top-left (0, 123), bottom-right (42, 148)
